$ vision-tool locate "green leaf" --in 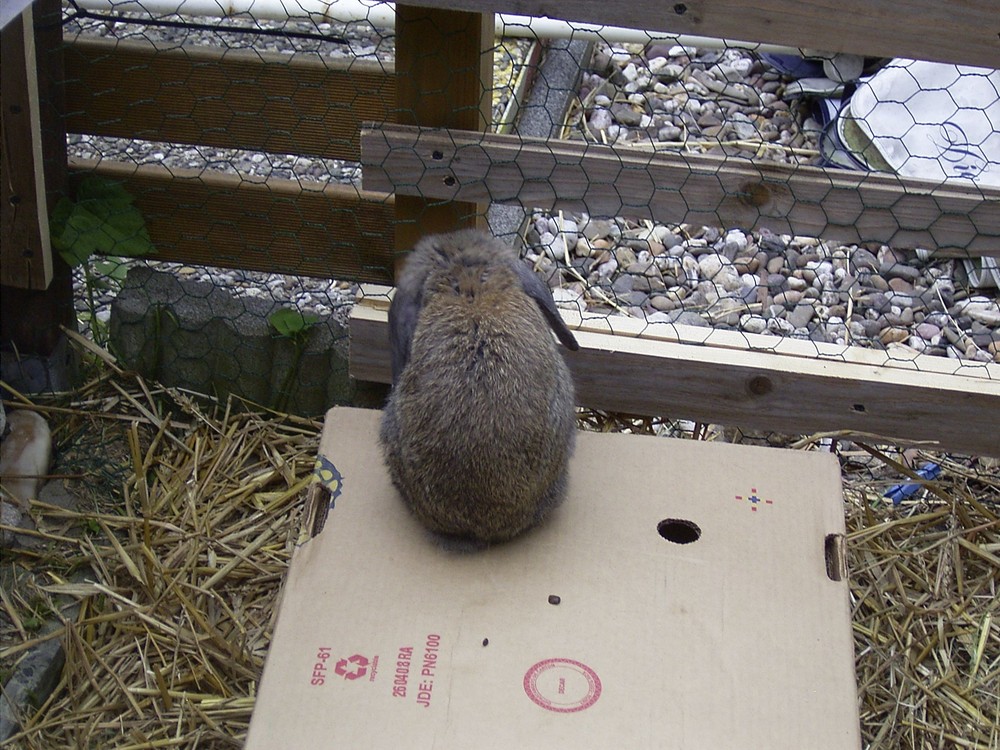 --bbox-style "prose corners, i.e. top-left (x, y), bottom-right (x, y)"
top-left (55, 204), bottom-right (106, 266)
top-left (52, 176), bottom-right (155, 262)
top-left (269, 309), bottom-right (319, 337)
top-left (49, 196), bottom-right (74, 247)
top-left (93, 257), bottom-right (130, 282)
